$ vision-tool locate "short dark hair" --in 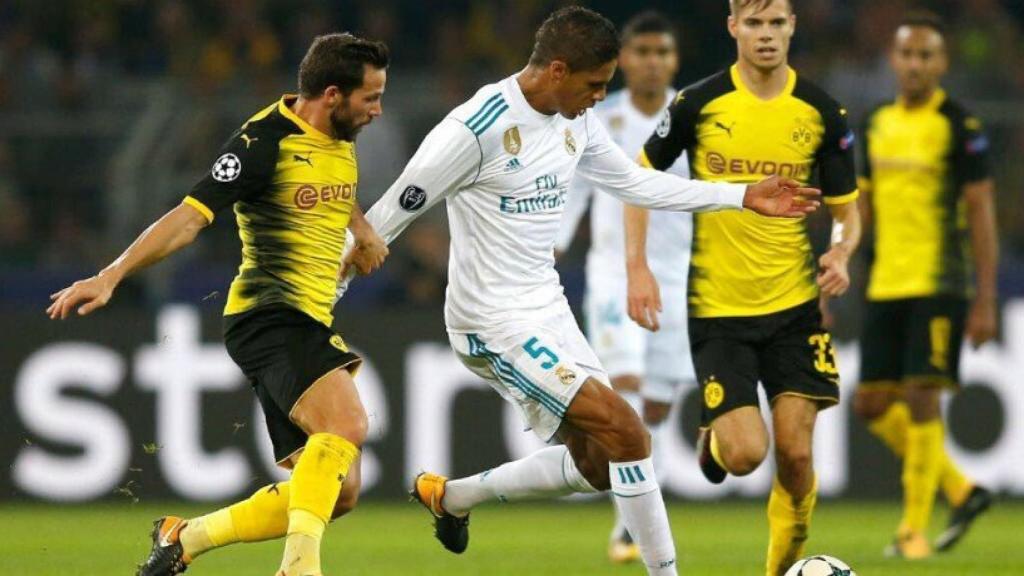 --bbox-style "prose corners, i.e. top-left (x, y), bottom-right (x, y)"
top-left (730, 0), bottom-right (792, 15)
top-left (621, 11), bottom-right (678, 44)
top-left (898, 10), bottom-right (947, 37)
top-left (528, 7), bottom-right (620, 72)
top-left (298, 33), bottom-right (389, 98)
